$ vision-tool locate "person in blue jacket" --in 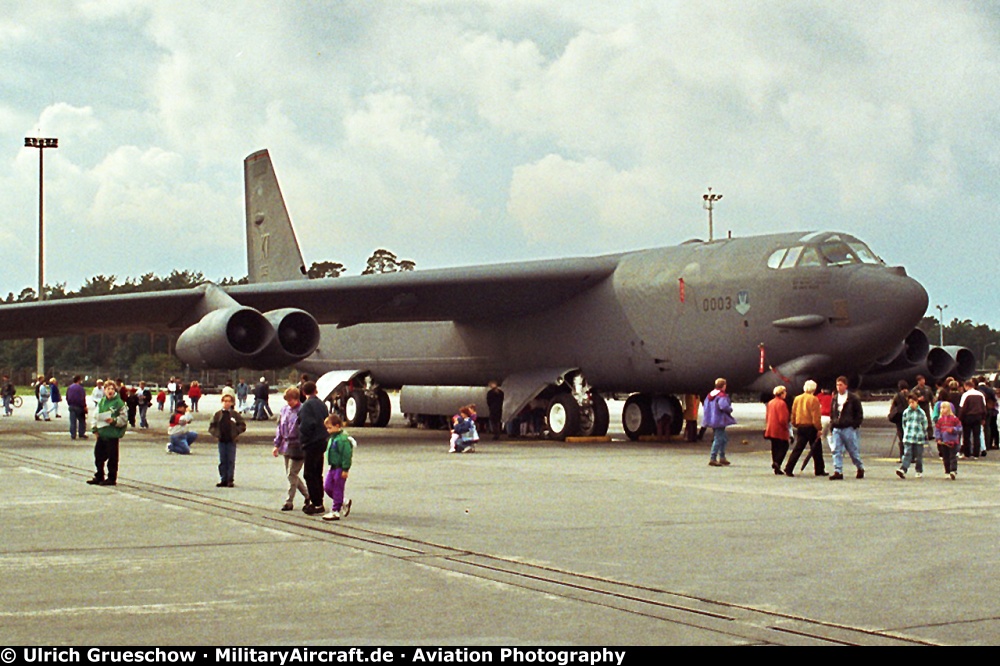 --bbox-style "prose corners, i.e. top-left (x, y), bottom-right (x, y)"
top-left (703, 378), bottom-right (737, 467)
